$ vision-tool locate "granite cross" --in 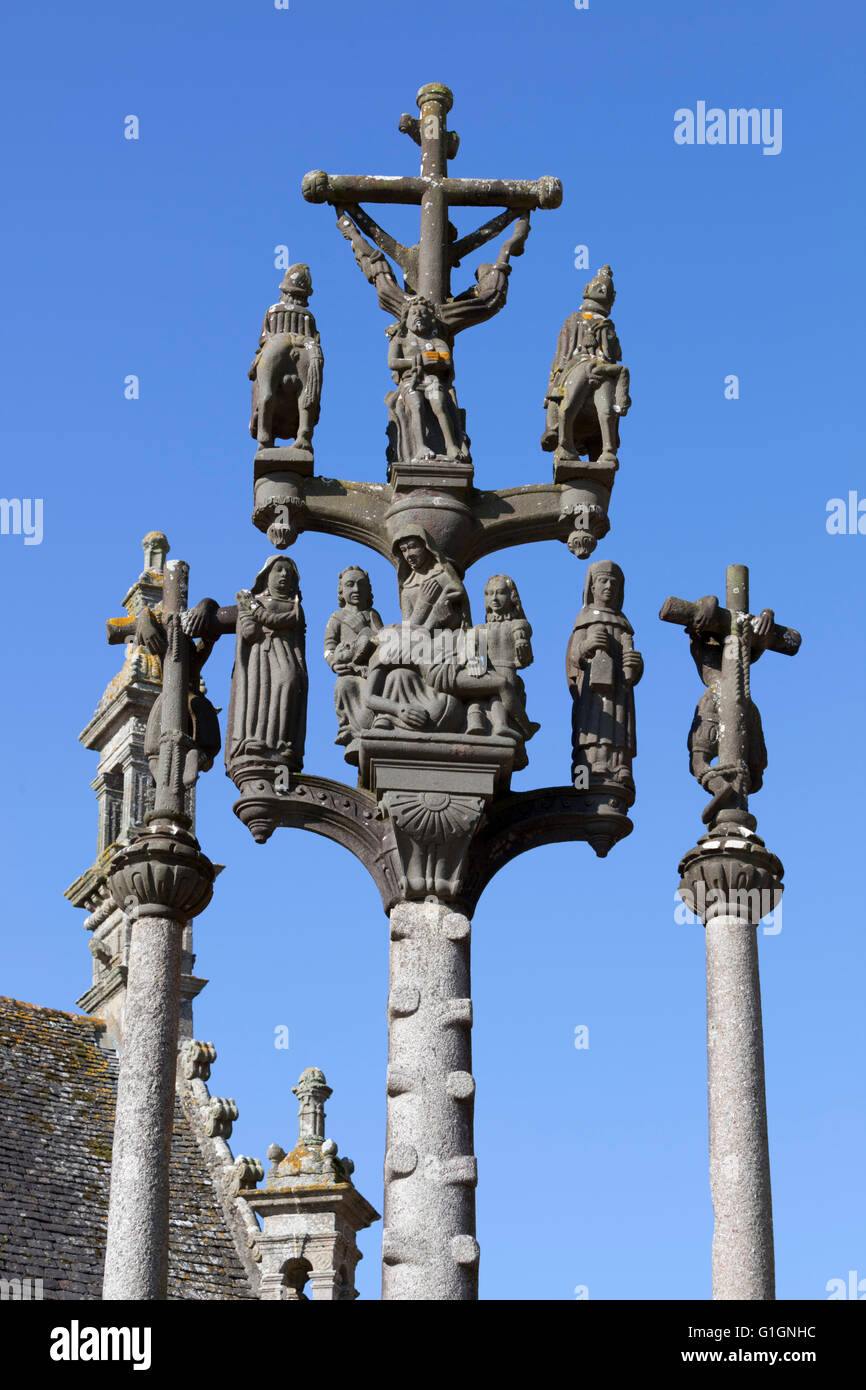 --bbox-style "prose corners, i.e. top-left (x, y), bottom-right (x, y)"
top-left (301, 82), bottom-right (562, 306)
top-left (660, 564), bottom-right (801, 821)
